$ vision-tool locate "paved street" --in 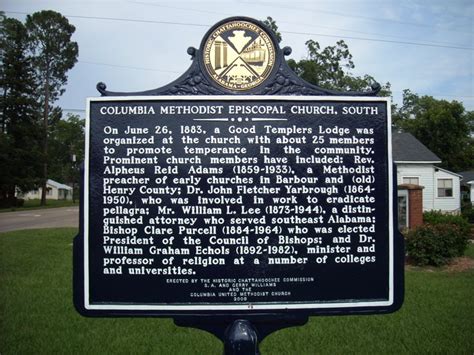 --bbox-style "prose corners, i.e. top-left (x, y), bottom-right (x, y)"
top-left (0, 207), bottom-right (79, 233)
